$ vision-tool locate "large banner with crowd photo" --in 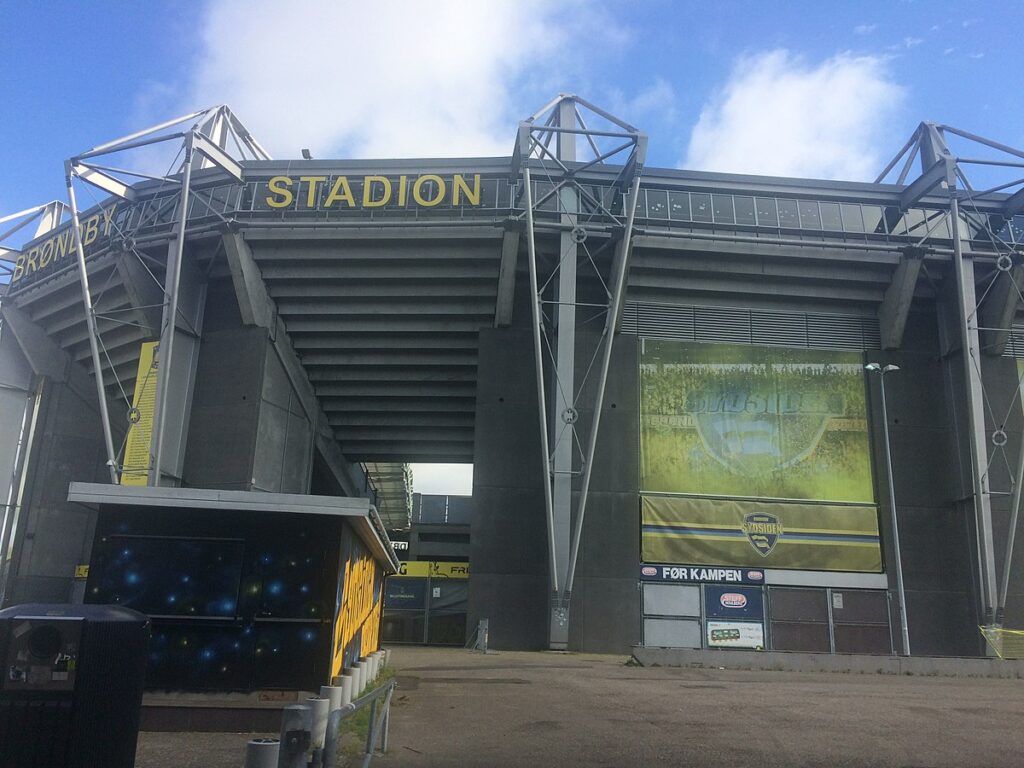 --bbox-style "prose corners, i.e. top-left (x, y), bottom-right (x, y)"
top-left (639, 340), bottom-right (882, 572)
